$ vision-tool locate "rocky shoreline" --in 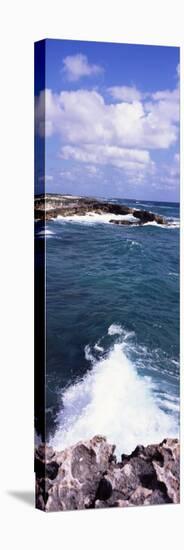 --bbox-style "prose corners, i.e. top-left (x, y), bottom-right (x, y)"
top-left (35, 194), bottom-right (167, 226)
top-left (35, 436), bottom-right (179, 511)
